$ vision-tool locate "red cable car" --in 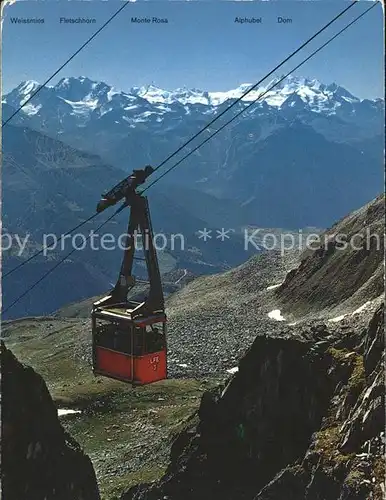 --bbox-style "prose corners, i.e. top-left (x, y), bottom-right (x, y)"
top-left (91, 166), bottom-right (167, 385)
